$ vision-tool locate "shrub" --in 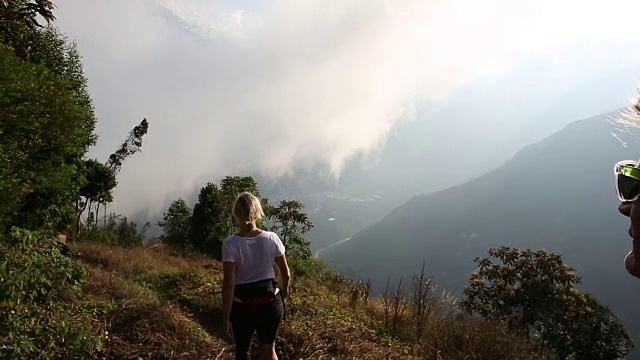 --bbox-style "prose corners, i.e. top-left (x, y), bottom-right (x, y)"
top-left (0, 228), bottom-right (106, 359)
top-left (288, 256), bottom-right (330, 279)
top-left (460, 247), bottom-right (634, 359)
